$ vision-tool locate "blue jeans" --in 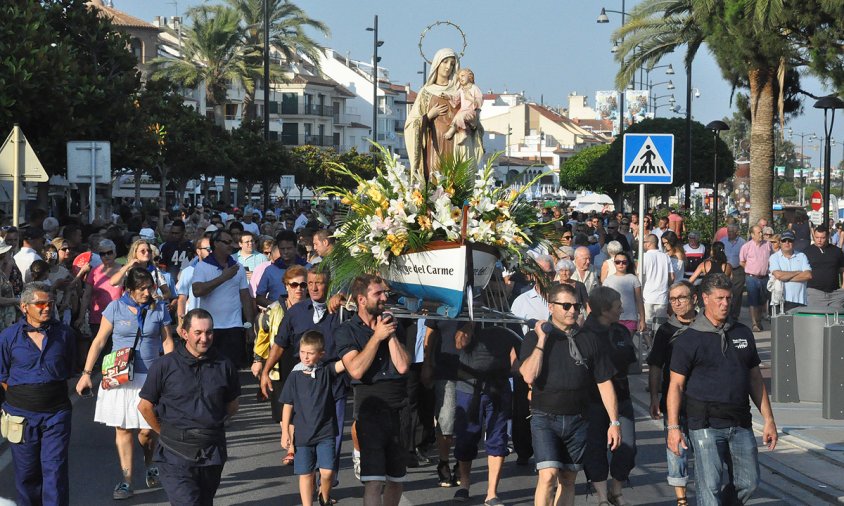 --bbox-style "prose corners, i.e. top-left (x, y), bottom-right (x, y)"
top-left (689, 426), bottom-right (759, 506)
top-left (529, 410), bottom-right (588, 472)
top-left (664, 414), bottom-right (690, 487)
top-left (453, 386), bottom-right (512, 461)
